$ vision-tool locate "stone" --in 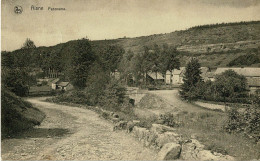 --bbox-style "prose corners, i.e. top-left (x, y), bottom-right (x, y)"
top-left (157, 143), bottom-right (181, 160)
top-left (132, 126), bottom-right (149, 140)
top-left (197, 150), bottom-right (235, 160)
top-left (180, 139), bottom-right (235, 160)
top-left (150, 124), bottom-right (175, 135)
top-left (155, 132), bottom-right (180, 148)
top-left (180, 139), bottom-right (205, 160)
